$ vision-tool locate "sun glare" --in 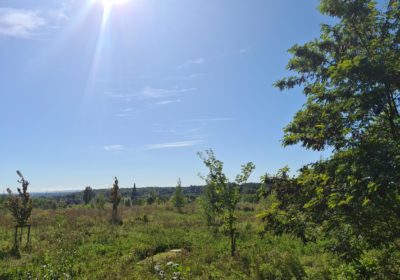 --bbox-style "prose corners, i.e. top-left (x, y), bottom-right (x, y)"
top-left (92, 0), bottom-right (129, 25)
top-left (100, 0), bottom-right (128, 9)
